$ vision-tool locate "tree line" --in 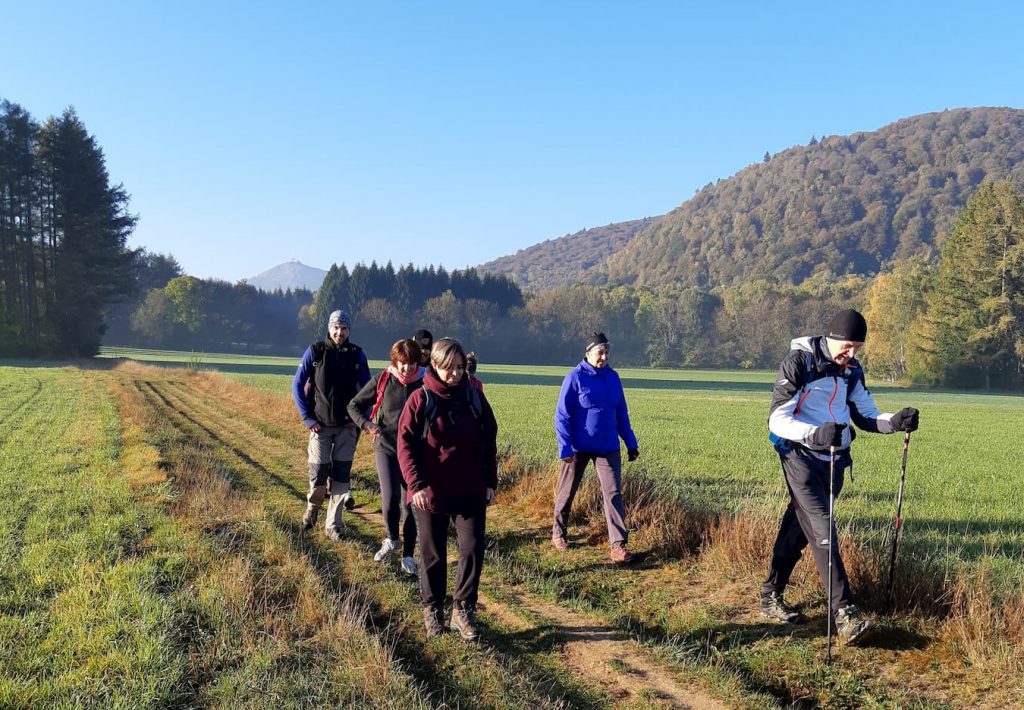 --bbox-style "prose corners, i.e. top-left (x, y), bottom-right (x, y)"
top-left (0, 100), bottom-right (136, 357)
